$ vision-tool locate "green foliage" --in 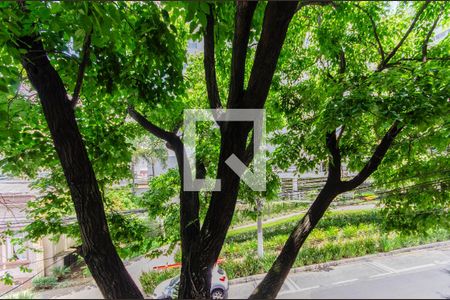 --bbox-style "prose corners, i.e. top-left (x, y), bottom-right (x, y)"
top-left (0, 2), bottom-right (449, 283)
top-left (51, 266), bottom-right (70, 281)
top-left (31, 276), bottom-right (58, 290)
top-left (3, 290), bottom-right (35, 299)
top-left (271, 1), bottom-right (450, 230)
top-left (19, 265), bottom-right (32, 274)
top-left (375, 141), bottom-right (450, 232)
top-left (237, 160), bottom-right (282, 219)
top-left (104, 187), bottom-right (140, 211)
top-left (1, 272), bottom-right (14, 286)
top-left (140, 169), bottom-right (180, 251)
top-left (131, 135), bottom-right (169, 174)
top-left (139, 268), bottom-right (179, 295)
top-left (20, 184), bottom-right (153, 259)
top-left (107, 213), bottom-right (161, 259)
top-left (220, 209), bottom-right (450, 279)
top-left (222, 254), bottom-right (276, 279)
top-left (81, 266), bottom-right (92, 278)
top-left (0, 1), bottom-right (187, 254)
